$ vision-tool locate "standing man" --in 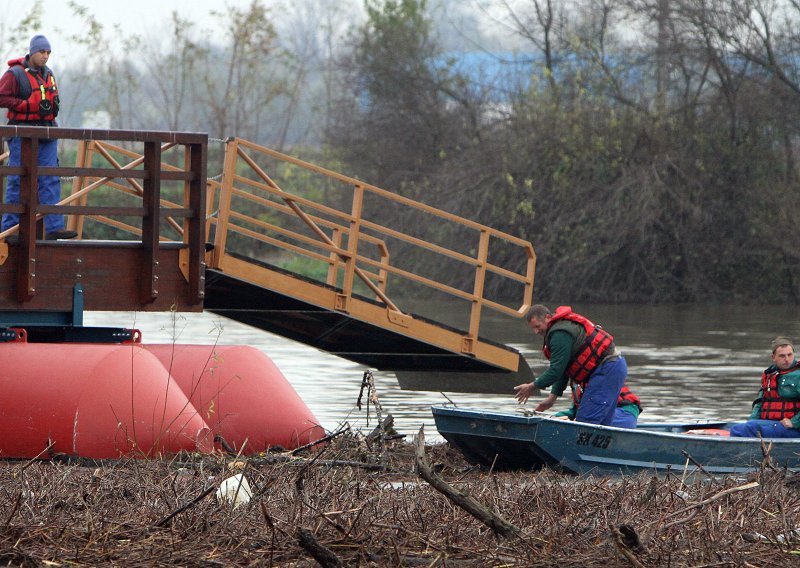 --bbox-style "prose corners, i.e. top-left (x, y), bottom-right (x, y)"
top-left (0, 34), bottom-right (76, 241)
top-left (729, 337), bottom-right (800, 438)
top-left (514, 304), bottom-right (632, 426)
